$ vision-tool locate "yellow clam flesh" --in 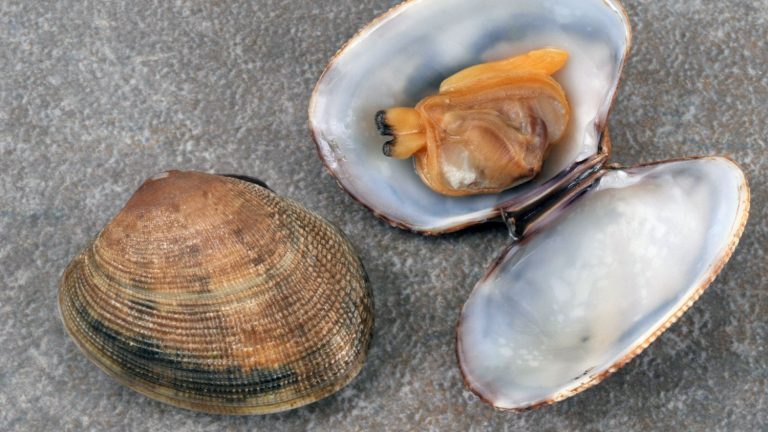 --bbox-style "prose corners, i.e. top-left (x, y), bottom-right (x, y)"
top-left (377, 49), bottom-right (571, 196)
top-left (58, 171), bottom-right (374, 414)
